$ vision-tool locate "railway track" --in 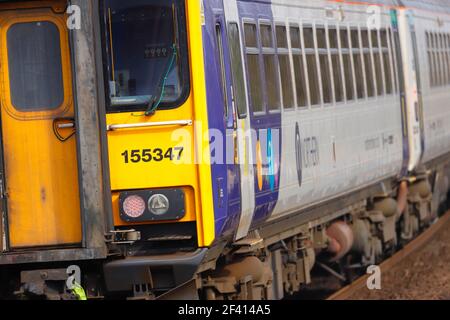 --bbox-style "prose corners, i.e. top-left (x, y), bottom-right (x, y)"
top-left (327, 211), bottom-right (450, 300)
